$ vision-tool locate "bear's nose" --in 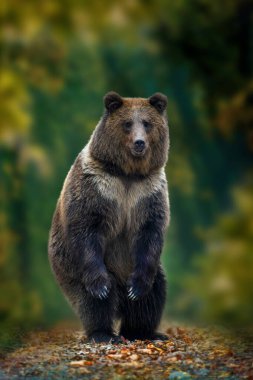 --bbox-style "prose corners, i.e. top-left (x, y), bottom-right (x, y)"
top-left (134, 140), bottom-right (145, 151)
